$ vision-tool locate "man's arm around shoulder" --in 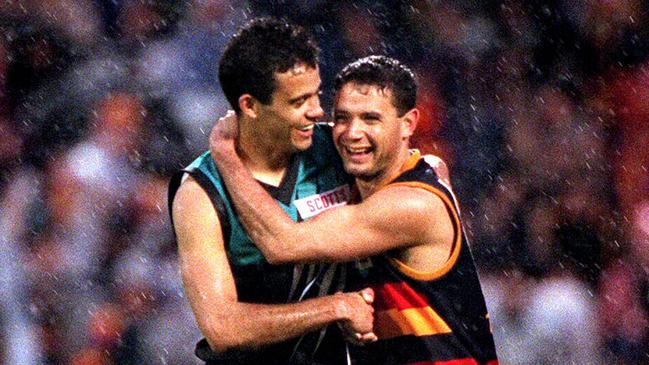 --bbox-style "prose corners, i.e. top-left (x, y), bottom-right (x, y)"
top-left (268, 185), bottom-right (455, 266)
